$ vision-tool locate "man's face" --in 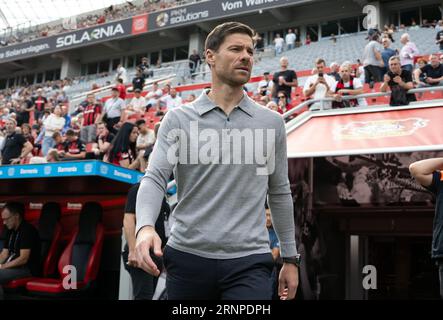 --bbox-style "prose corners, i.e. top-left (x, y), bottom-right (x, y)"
top-left (135, 91), bottom-right (141, 98)
top-left (112, 90), bottom-right (119, 98)
top-left (5, 120), bottom-right (16, 134)
top-left (316, 62), bottom-right (325, 73)
top-left (66, 134), bottom-right (75, 142)
top-left (280, 58), bottom-right (288, 69)
top-left (382, 39), bottom-right (390, 48)
top-left (61, 106), bottom-right (68, 115)
top-left (339, 66), bottom-right (351, 81)
top-left (265, 209), bottom-right (272, 228)
top-left (2, 208), bottom-right (18, 230)
top-left (54, 135), bottom-right (62, 144)
top-left (389, 59), bottom-right (401, 73)
top-left (170, 88), bottom-right (177, 98)
top-left (87, 95), bottom-right (95, 104)
top-left (206, 33), bottom-right (254, 87)
top-left (263, 74), bottom-right (270, 81)
top-left (430, 55), bottom-right (440, 68)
